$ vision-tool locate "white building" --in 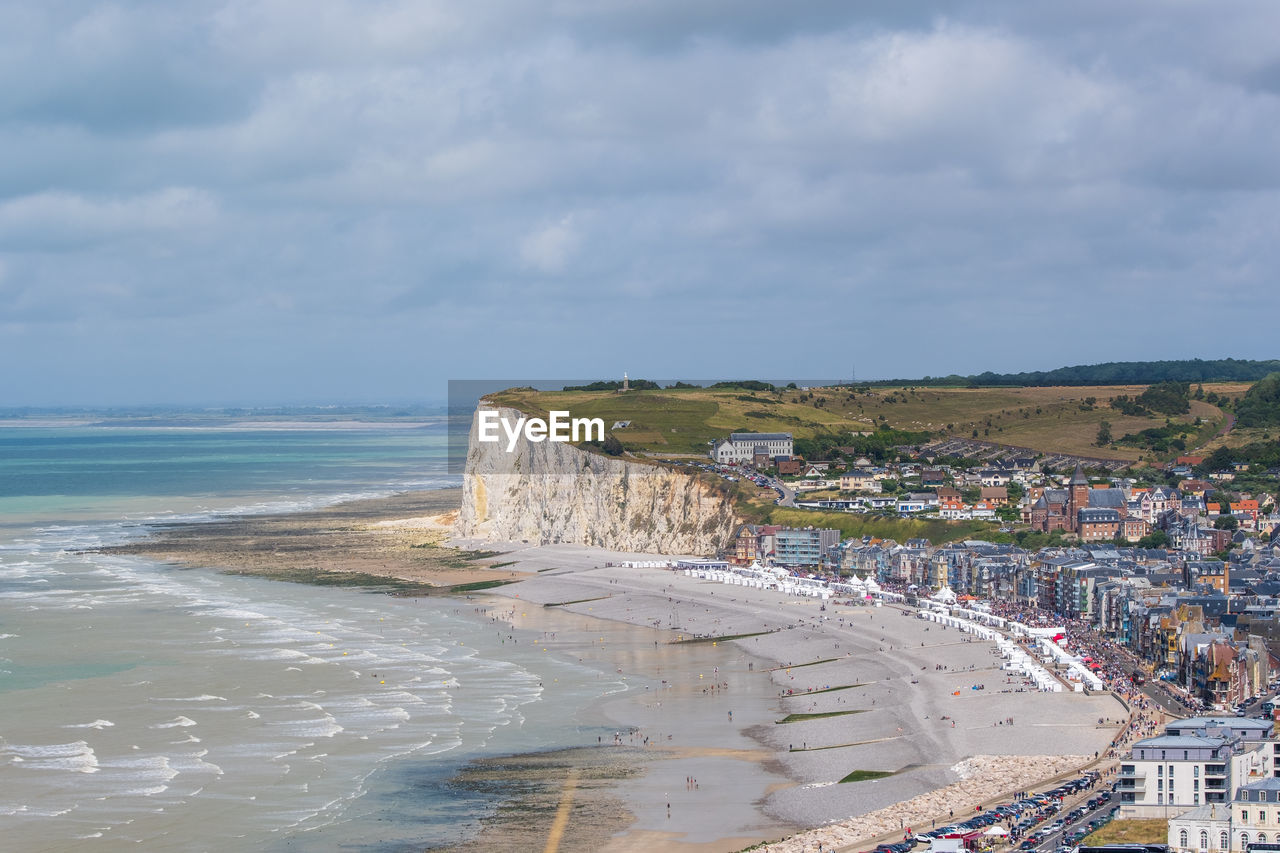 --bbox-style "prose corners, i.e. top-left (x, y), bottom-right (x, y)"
top-left (712, 432), bottom-right (793, 464)
top-left (1119, 734), bottom-right (1233, 817)
top-left (1169, 803), bottom-right (1231, 853)
top-left (1169, 778), bottom-right (1280, 853)
top-left (1120, 719), bottom-right (1274, 820)
top-left (1232, 777), bottom-right (1280, 851)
